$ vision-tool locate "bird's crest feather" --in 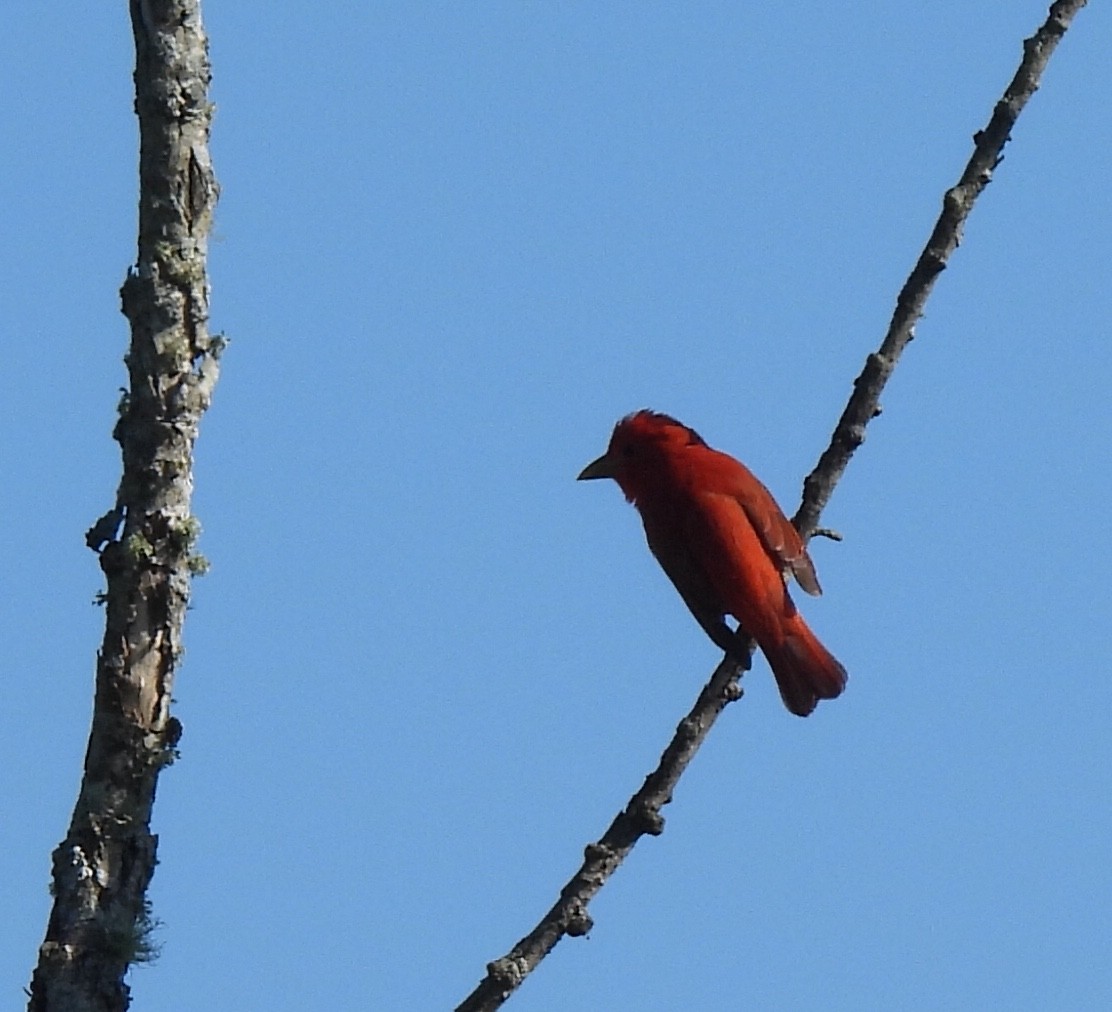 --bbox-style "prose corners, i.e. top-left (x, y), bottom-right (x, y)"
top-left (617, 409), bottom-right (708, 448)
